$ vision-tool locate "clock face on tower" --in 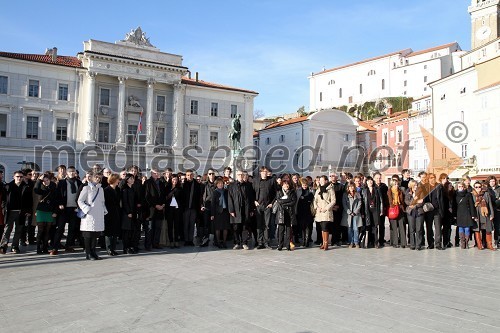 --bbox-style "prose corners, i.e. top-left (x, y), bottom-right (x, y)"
top-left (476, 25), bottom-right (492, 40)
